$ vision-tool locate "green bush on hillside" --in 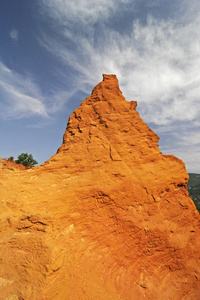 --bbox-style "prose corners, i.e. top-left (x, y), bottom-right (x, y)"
top-left (15, 153), bottom-right (38, 167)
